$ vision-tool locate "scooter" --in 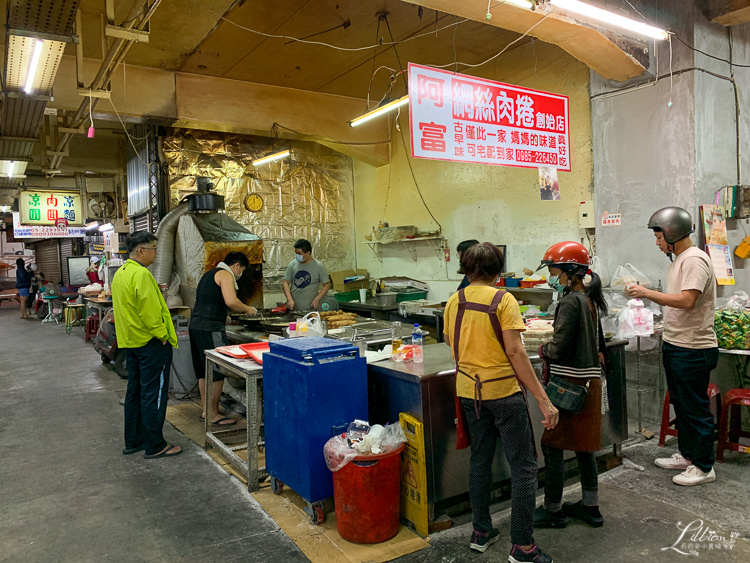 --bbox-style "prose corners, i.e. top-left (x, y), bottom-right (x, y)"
top-left (94, 307), bottom-right (128, 378)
